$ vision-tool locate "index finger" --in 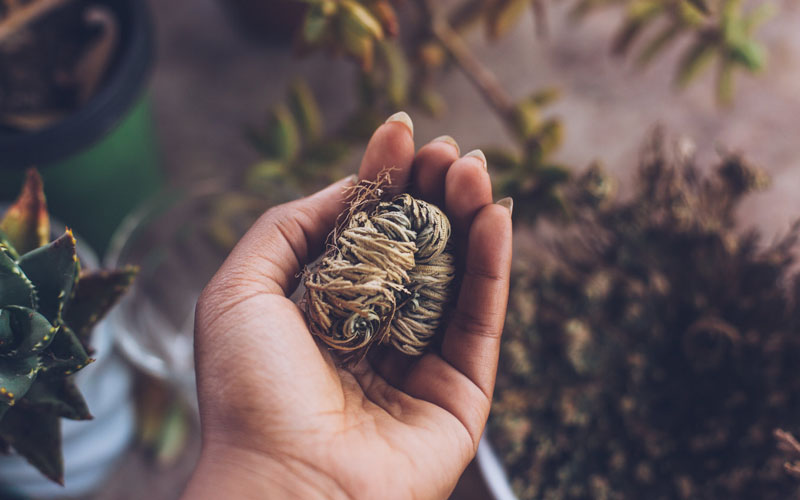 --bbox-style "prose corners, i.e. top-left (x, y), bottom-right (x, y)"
top-left (358, 112), bottom-right (415, 194)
